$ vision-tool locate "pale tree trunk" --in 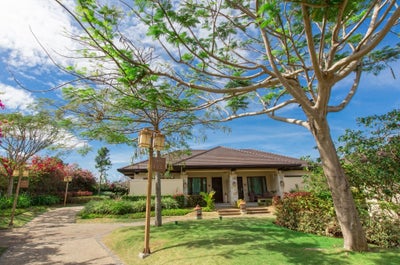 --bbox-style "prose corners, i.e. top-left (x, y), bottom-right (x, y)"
top-left (7, 175), bottom-right (13, 197)
top-left (310, 117), bottom-right (368, 251)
